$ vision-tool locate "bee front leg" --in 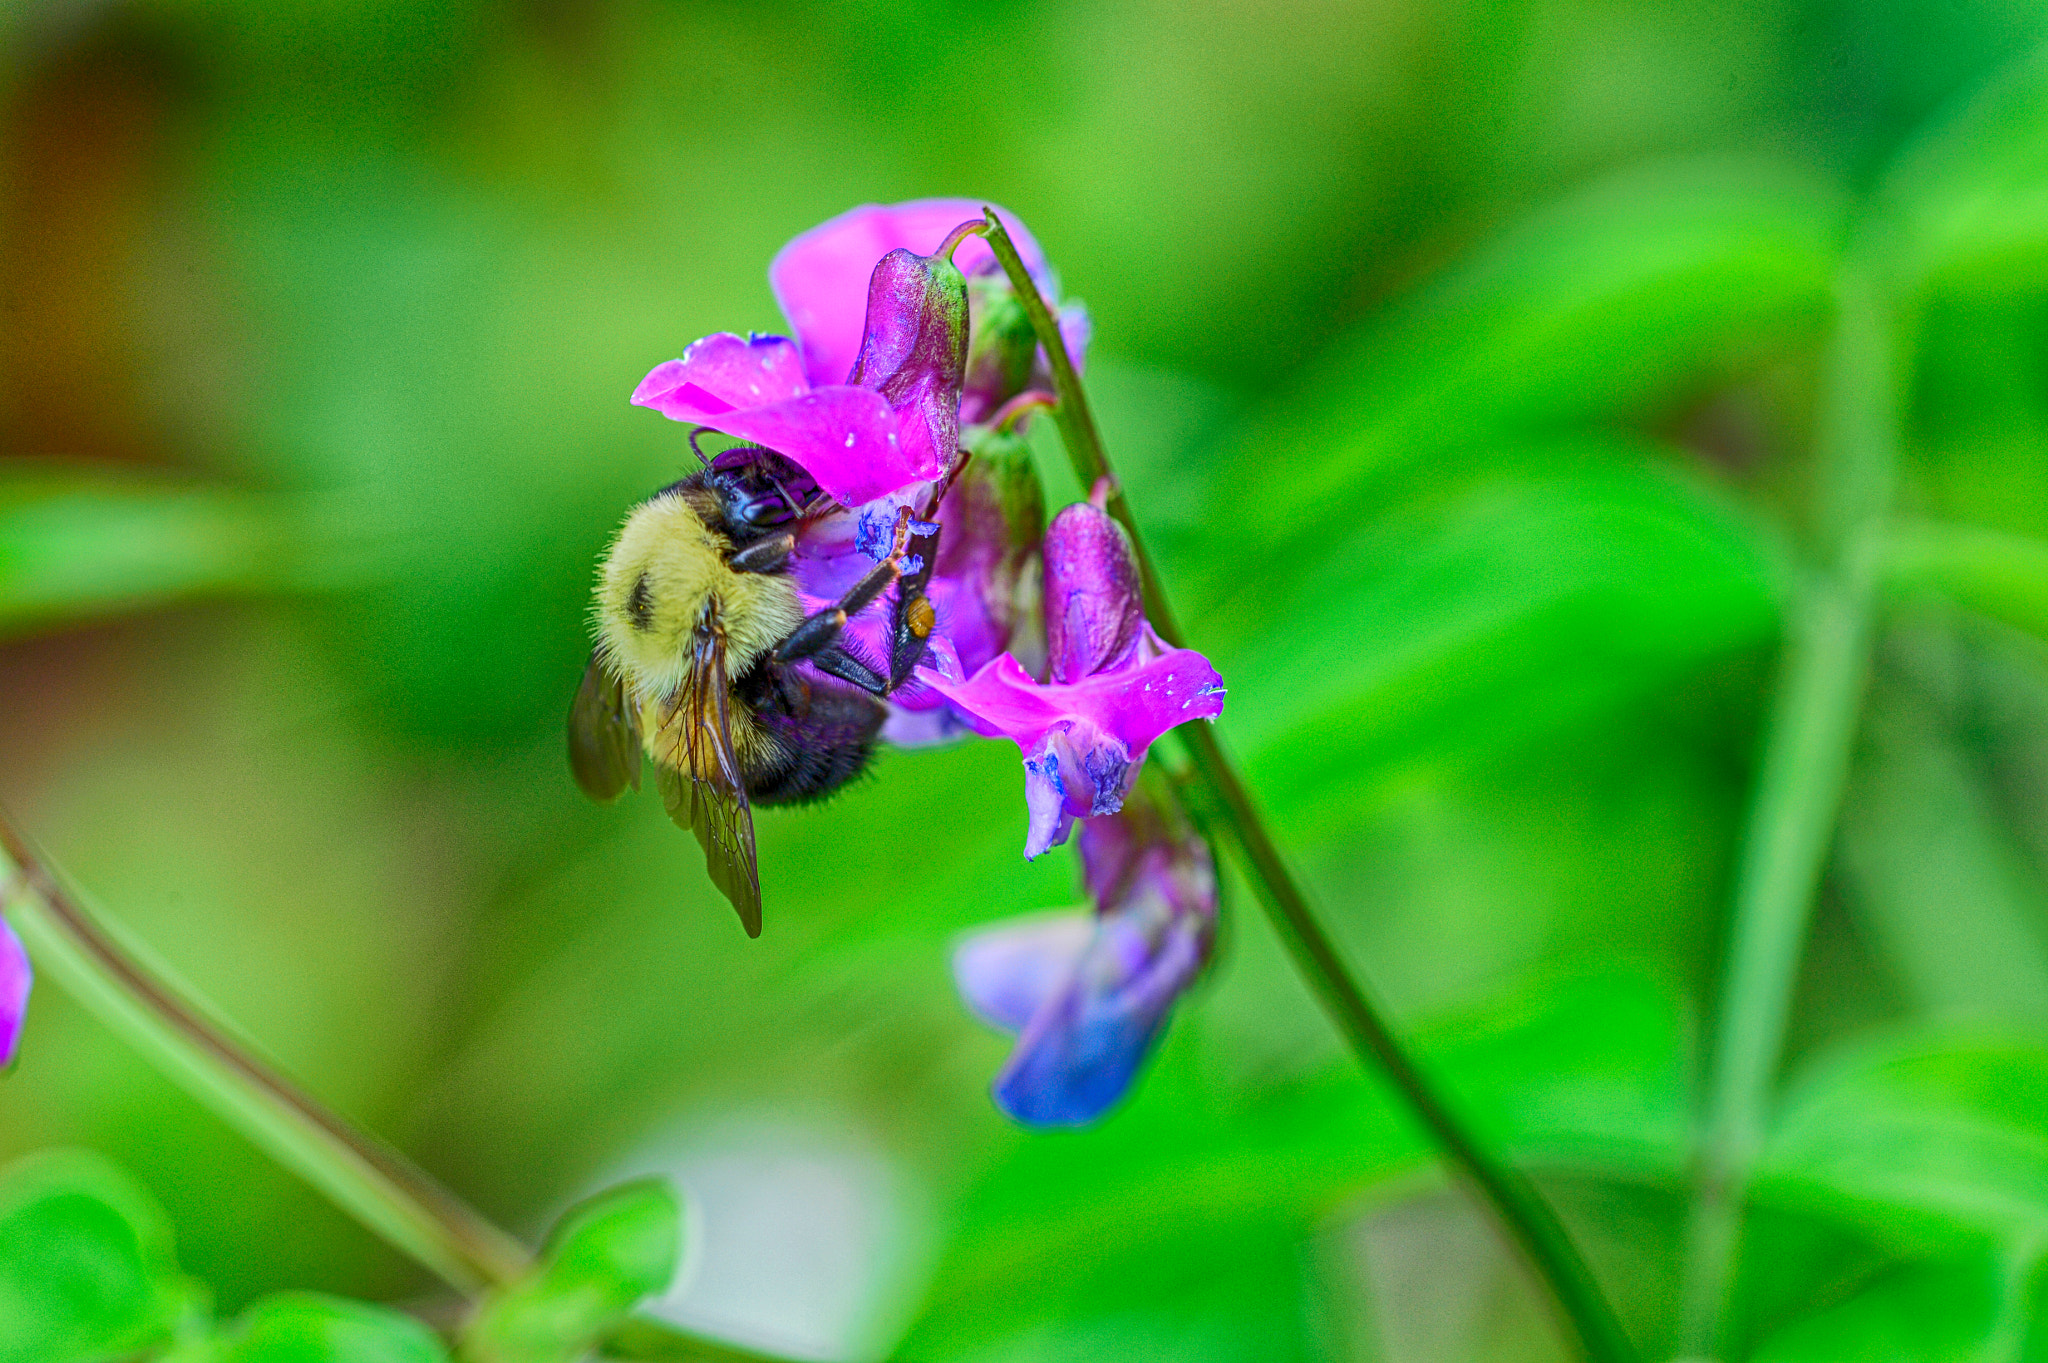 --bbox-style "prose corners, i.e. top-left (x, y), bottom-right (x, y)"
top-left (808, 647), bottom-right (889, 696)
top-left (886, 517), bottom-right (942, 689)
